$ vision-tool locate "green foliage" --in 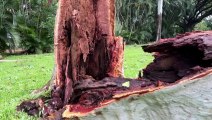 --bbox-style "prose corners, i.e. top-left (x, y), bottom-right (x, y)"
top-left (115, 0), bottom-right (212, 44)
top-left (0, 0), bottom-right (57, 54)
top-left (1, 0), bottom-right (212, 51)
top-left (15, 0), bottom-right (57, 53)
top-left (0, 39), bottom-right (8, 52)
top-left (115, 0), bottom-right (156, 44)
top-left (163, 0), bottom-right (212, 34)
top-left (204, 18), bottom-right (212, 30)
top-left (0, 0), bottom-right (17, 52)
top-left (194, 21), bottom-right (210, 31)
top-left (0, 29), bottom-right (9, 52)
